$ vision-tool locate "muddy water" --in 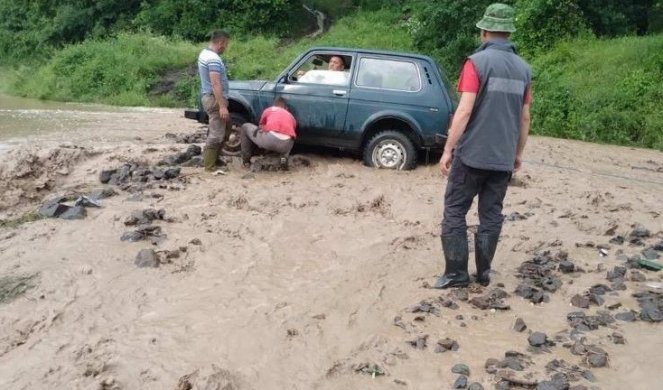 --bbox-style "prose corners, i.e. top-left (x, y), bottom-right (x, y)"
top-left (0, 94), bottom-right (190, 149)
